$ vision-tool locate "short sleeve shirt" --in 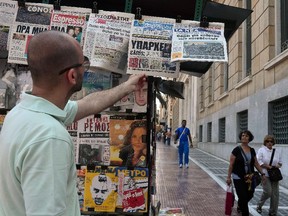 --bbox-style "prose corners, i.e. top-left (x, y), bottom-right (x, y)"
top-left (0, 93), bottom-right (80, 216)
